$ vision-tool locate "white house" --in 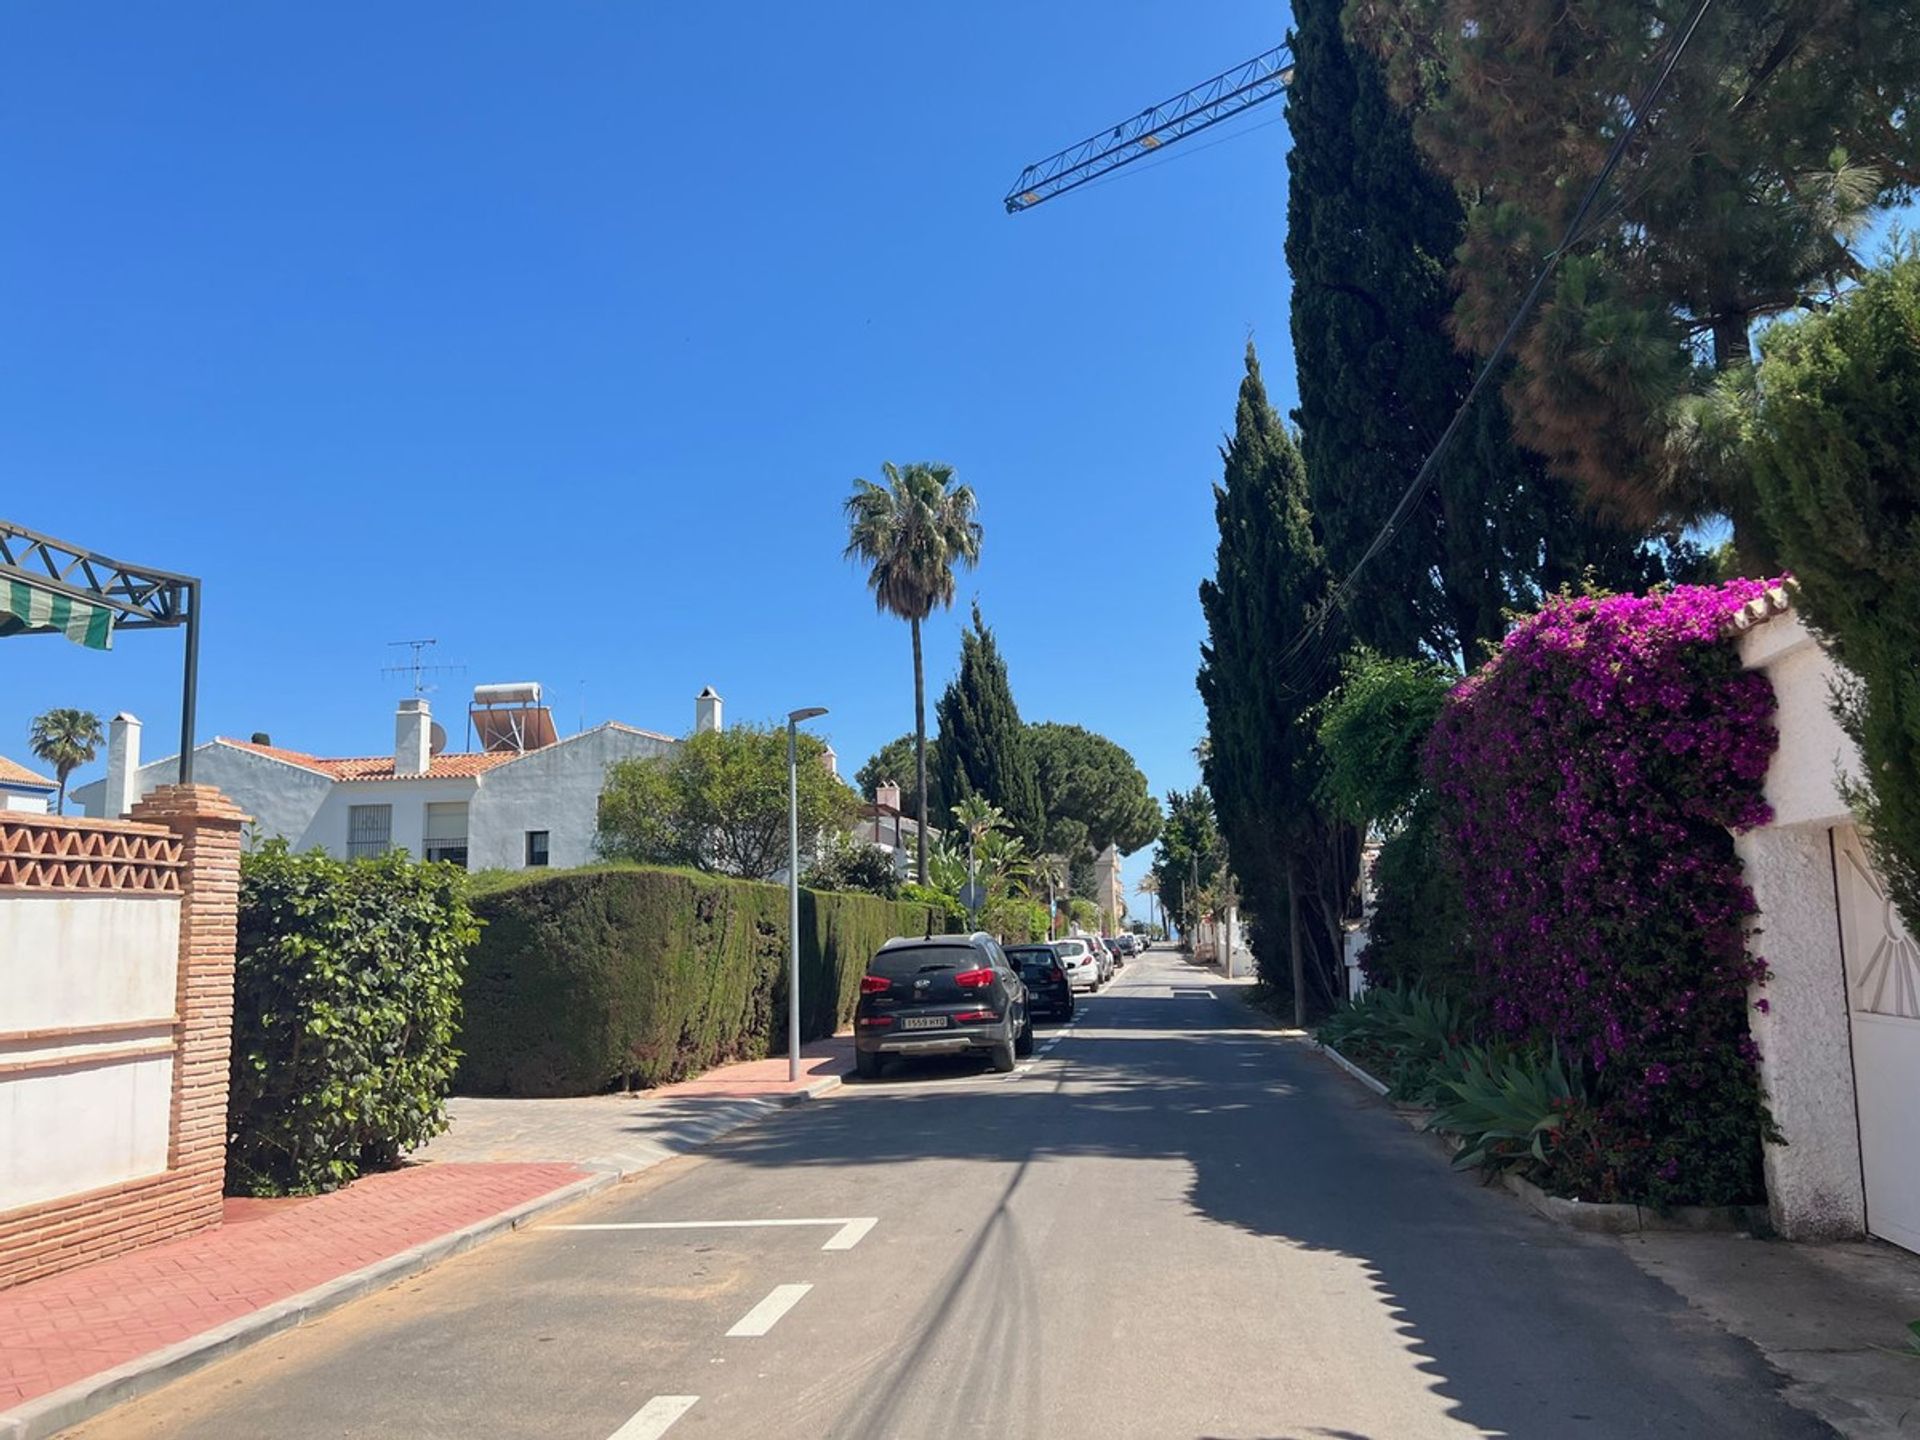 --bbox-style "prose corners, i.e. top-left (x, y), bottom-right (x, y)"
top-left (0, 756), bottom-right (56, 814)
top-left (72, 684), bottom-right (723, 872)
top-left (852, 780), bottom-right (940, 877)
